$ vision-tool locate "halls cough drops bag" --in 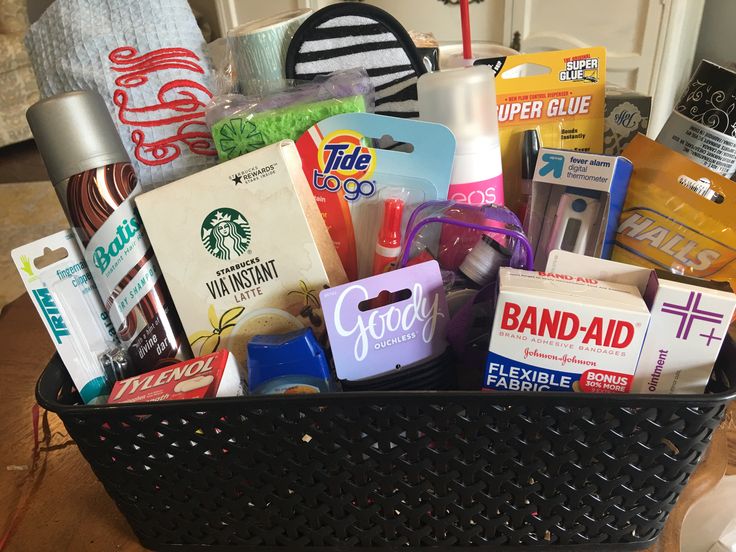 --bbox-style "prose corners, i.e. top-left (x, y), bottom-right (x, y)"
top-left (488, 47), bottom-right (606, 214)
top-left (613, 134), bottom-right (736, 290)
